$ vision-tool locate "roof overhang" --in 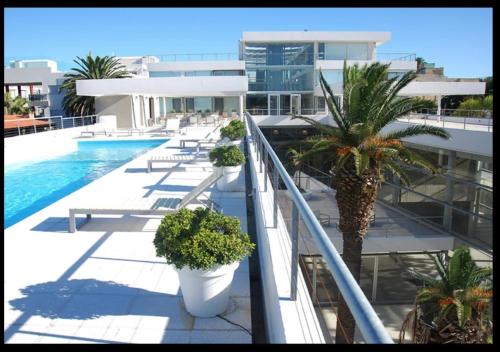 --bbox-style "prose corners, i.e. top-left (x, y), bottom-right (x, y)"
top-left (241, 31), bottom-right (391, 45)
top-left (76, 76), bottom-right (248, 97)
